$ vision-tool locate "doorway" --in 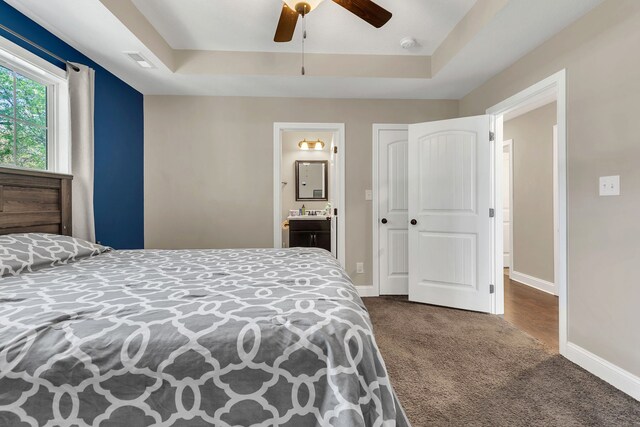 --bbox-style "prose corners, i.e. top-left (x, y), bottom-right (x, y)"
top-left (501, 100), bottom-right (559, 352)
top-left (487, 70), bottom-right (567, 355)
top-left (273, 123), bottom-right (346, 268)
